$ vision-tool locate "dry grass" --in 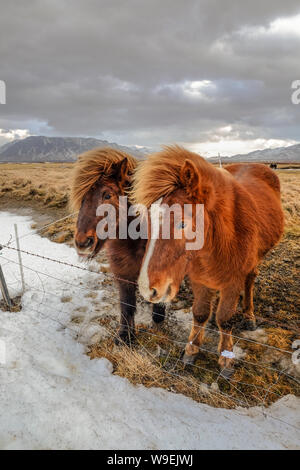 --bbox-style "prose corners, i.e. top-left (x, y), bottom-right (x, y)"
top-left (88, 323), bottom-right (238, 409)
top-left (277, 170), bottom-right (300, 235)
top-left (0, 295), bottom-right (22, 312)
top-left (0, 163), bottom-right (75, 243)
top-left (87, 317), bottom-right (299, 409)
top-left (0, 163), bottom-right (299, 235)
top-left (1, 162), bottom-right (299, 408)
top-left (40, 216), bottom-right (75, 243)
top-left (0, 162), bottom-right (72, 208)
